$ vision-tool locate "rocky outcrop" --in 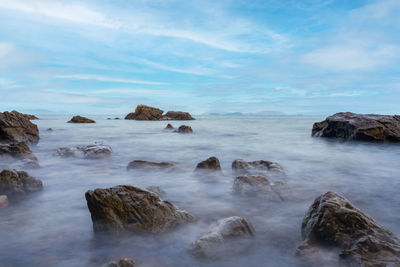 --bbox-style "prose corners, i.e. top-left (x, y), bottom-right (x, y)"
top-left (312, 112), bottom-right (400, 142)
top-left (76, 144), bottom-right (112, 159)
top-left (11, 110), bottom-right (38, 120)
top-left (0, 111), bottom-right (39, 143)
top-left (165, 123), bottom-right (174, 130)
top-left (105, 258), bottom-right (135, 267)
top-left (175, 125), bottom-right (193, 134)
top-left (85, 185), bottom-right (194, 234)
top-left (0, 195), bottom-right (8, 208)
top-left (297, 192), bottom-right (400, 266)
top-left (0, 142), bottom-right (37, 160)
top-left (232, 159), bottom-right (283, 176)
top-left (125, 105), bottom-right (195, 121)
top-left (0, 170), bottom-right (43, 198)
top-left (67, 115), bottom-right (96, 123)
top-left (196, 157), bottom-right (221, 171)
top-left (164, 111), bottom-right (194, 120)
top-left (127, 160), bottom-right (175, 171)
top-left (233, 175), bottom-right (287, 201)
top-left (190, 216), bottom-right (255, 259)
